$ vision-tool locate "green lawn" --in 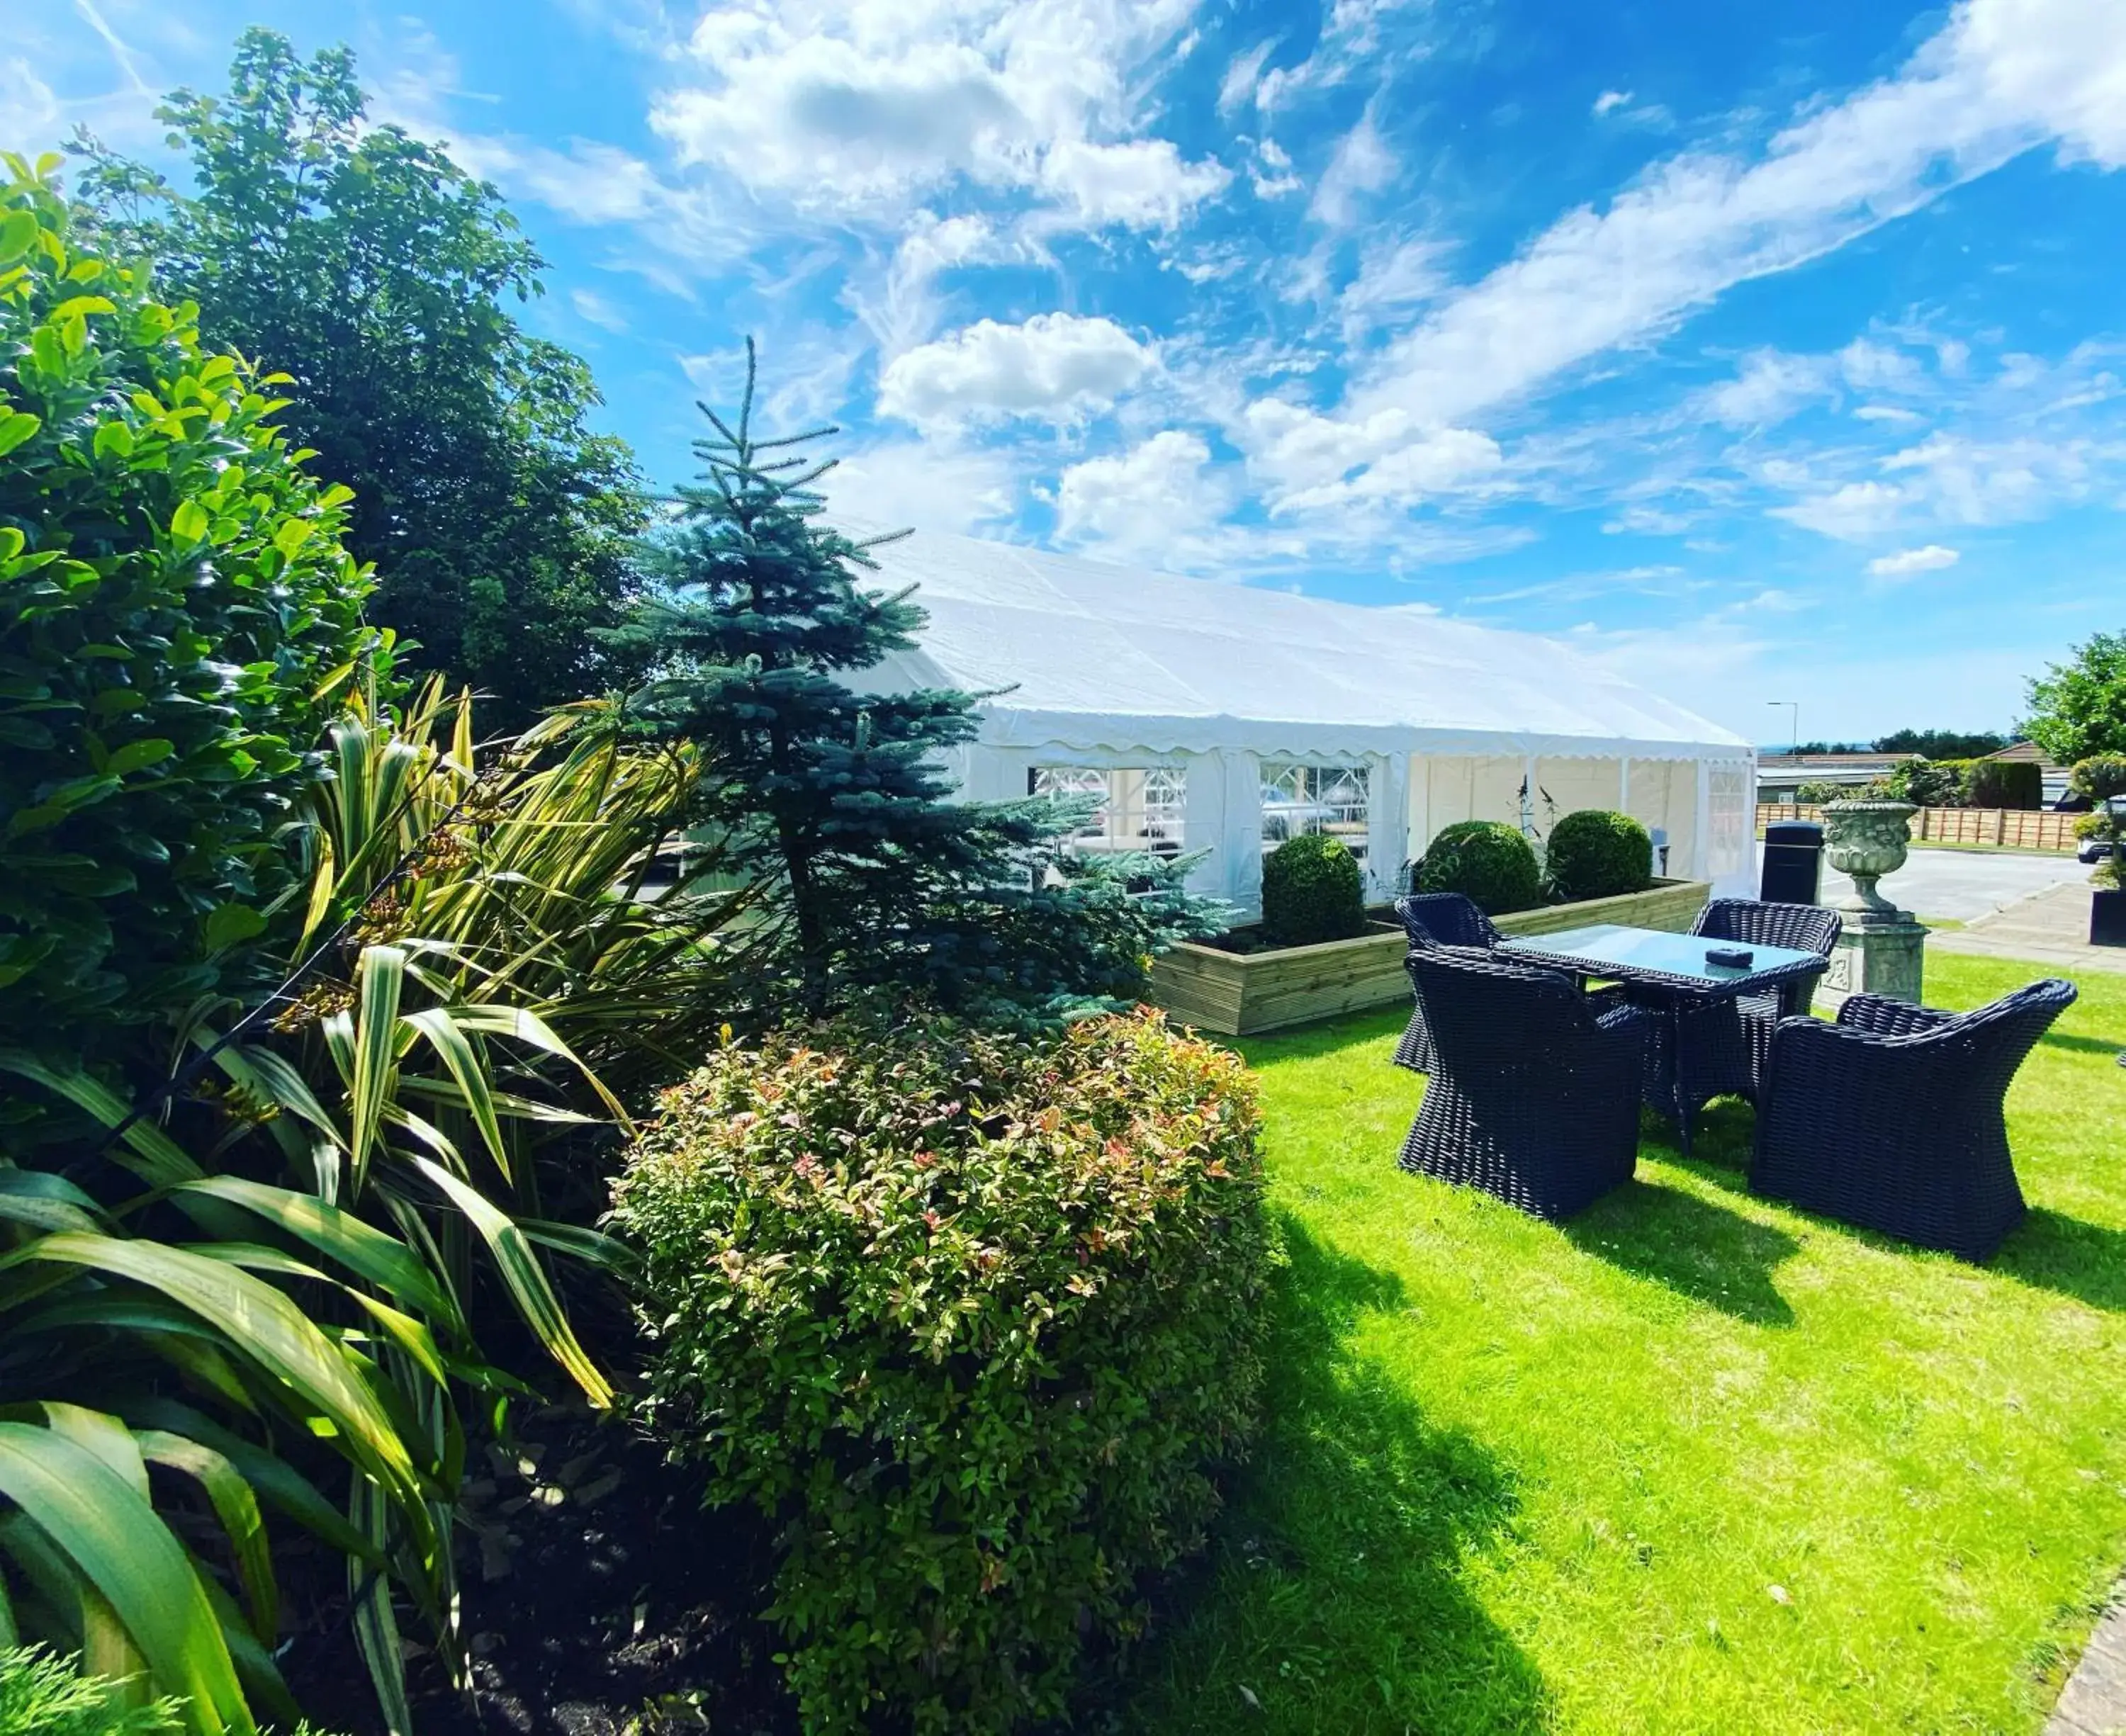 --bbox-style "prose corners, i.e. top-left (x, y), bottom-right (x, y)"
top-left (1120, 954), bottom-right (2126, 1735)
